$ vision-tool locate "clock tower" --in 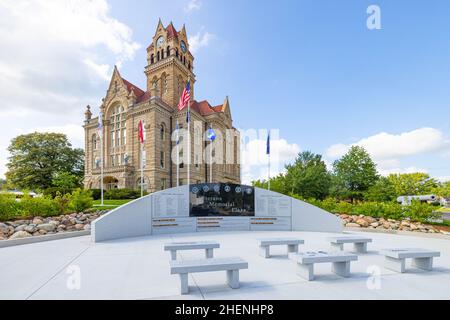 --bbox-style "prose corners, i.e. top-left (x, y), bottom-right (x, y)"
top-left (144, 19), bottom-right (196, 108)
